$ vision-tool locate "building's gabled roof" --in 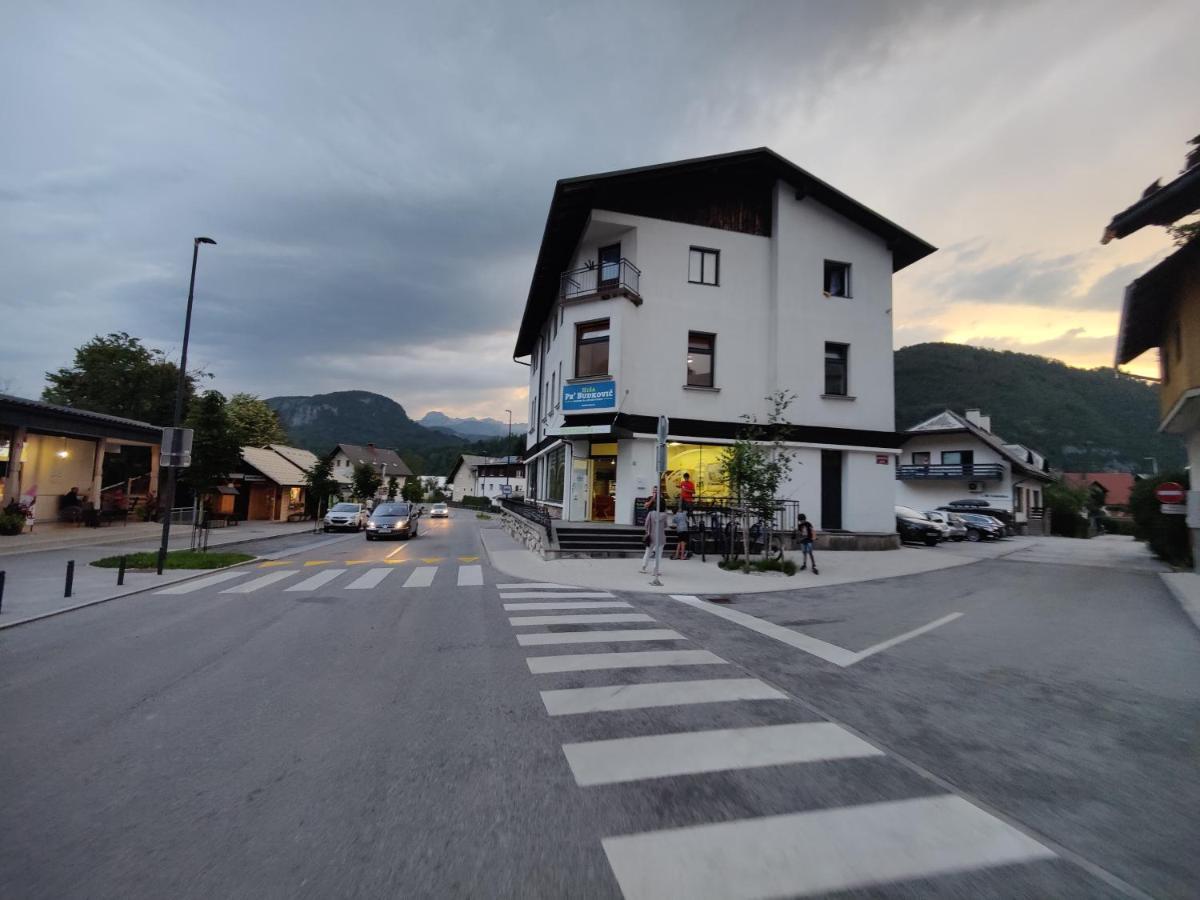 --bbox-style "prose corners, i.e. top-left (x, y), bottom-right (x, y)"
top-left (268, 444), bottom-right (319, 473)
top-left (1102, 161), bottom-right (1200, 244)
top-left (903, 409), bottom-right (1054, 482)
top-left (330, 444), bottom-right (413, 477)
top-left (514, 147), bottom-right (937, 357)
top-left (240, 445), bottom-right (309, 487)
top-left (447, 454), bottom-right (488, 483)
top-left (1062, 471), bottom-right (1137, 506)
